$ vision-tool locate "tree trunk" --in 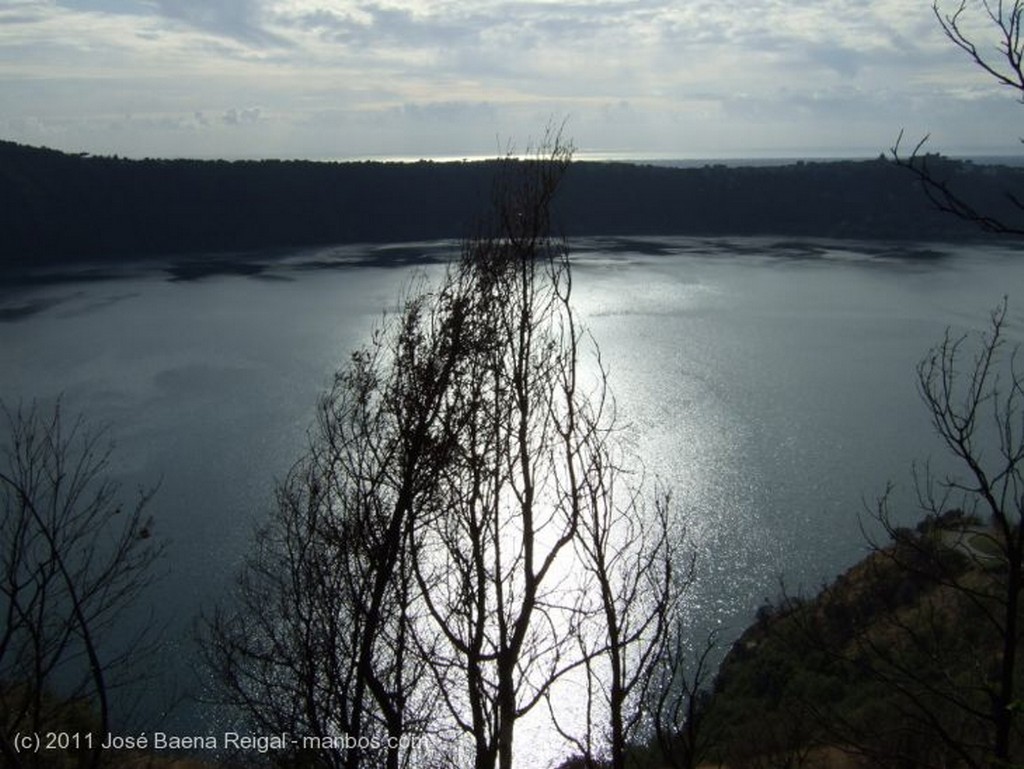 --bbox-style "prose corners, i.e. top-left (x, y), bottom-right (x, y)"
top-left (994, 541), bottom-right (1021, 767)
top-left (497, 676), bottom-right (517, 769)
